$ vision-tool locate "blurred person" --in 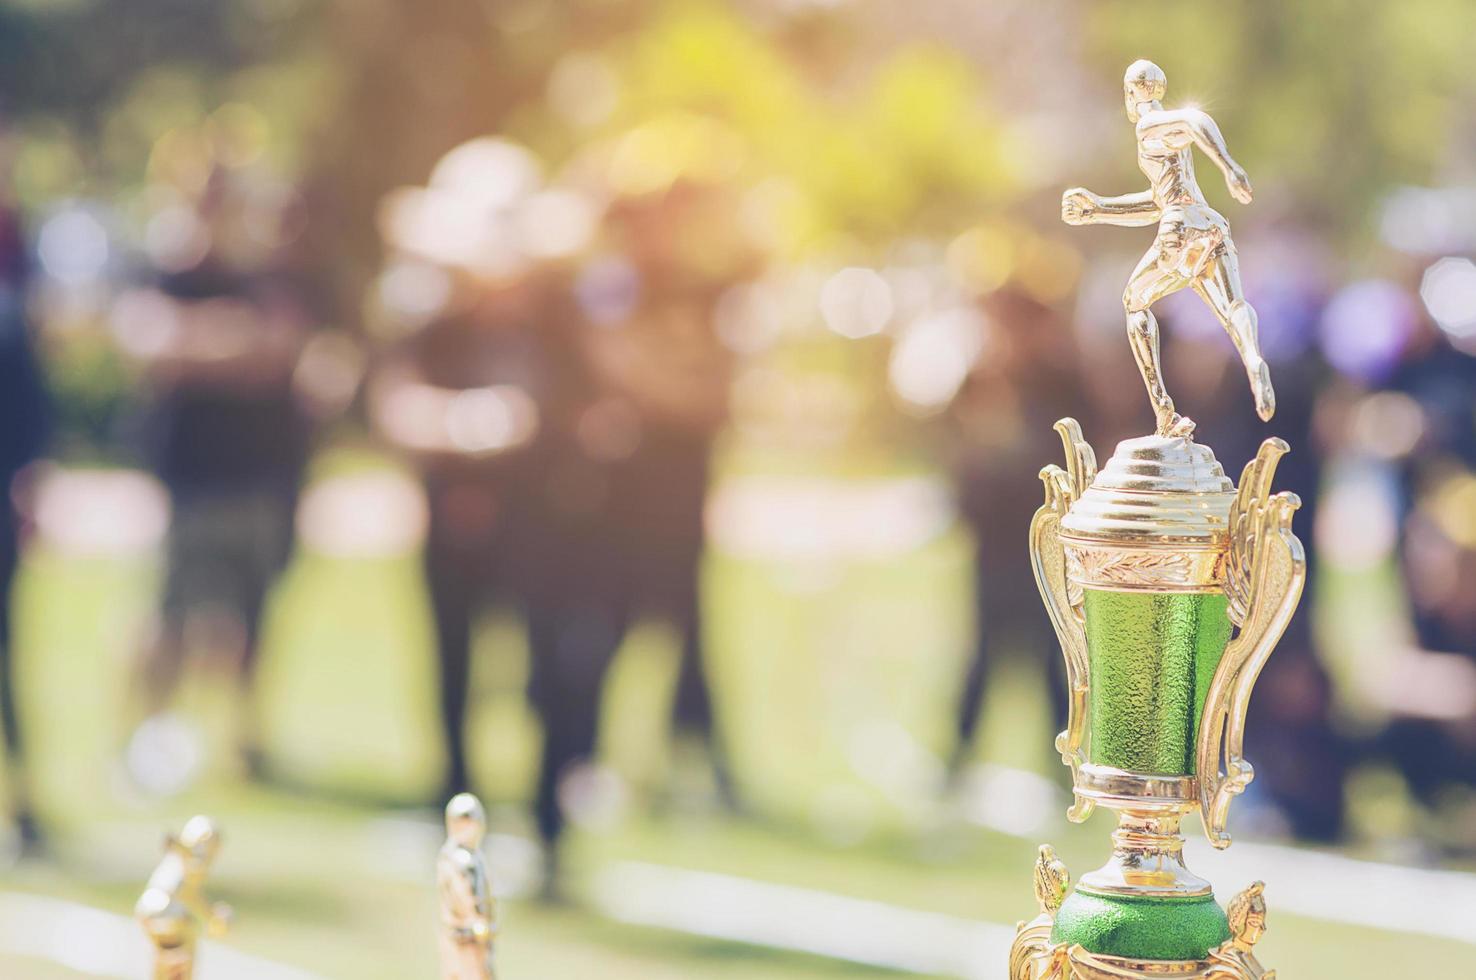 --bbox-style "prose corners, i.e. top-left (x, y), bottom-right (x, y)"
top-left (0, 180), bottom-right (51, 854)
top-left (116, 164), bottom-right (317, 787)
top-left (494, 178), bottom-right (753, 889)
top-left (370, 138), bottom-right (604, 895)
top-left (375, 138), bottom-right (750, 891)
top-left (557, 178), bottom-right (756, 820)
top-left (368, 239), bottom-right (556, 807)
top-left (1373, 310), bottom-right (1476, 815)
top-left (1157, 233), bottom-right (1346, 841)
top-left (947, 285), bottom-right (1090, 777)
